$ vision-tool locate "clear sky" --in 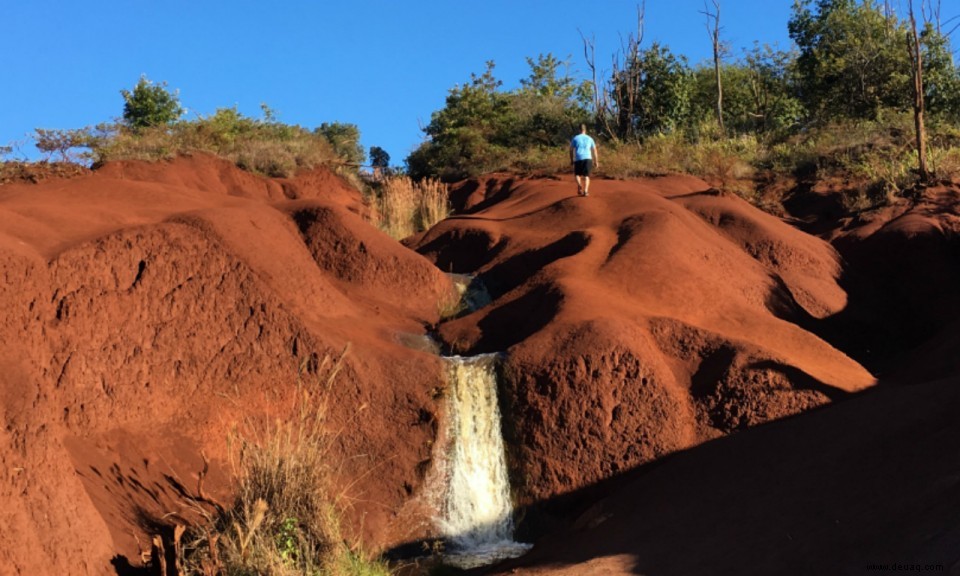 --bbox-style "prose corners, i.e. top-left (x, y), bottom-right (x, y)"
top-left (2, 1), bottom-right (796, 165)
